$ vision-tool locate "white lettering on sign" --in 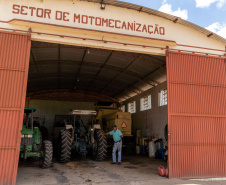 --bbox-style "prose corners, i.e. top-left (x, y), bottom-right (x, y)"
top-left (12, 4), bottom-right (165, 36)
